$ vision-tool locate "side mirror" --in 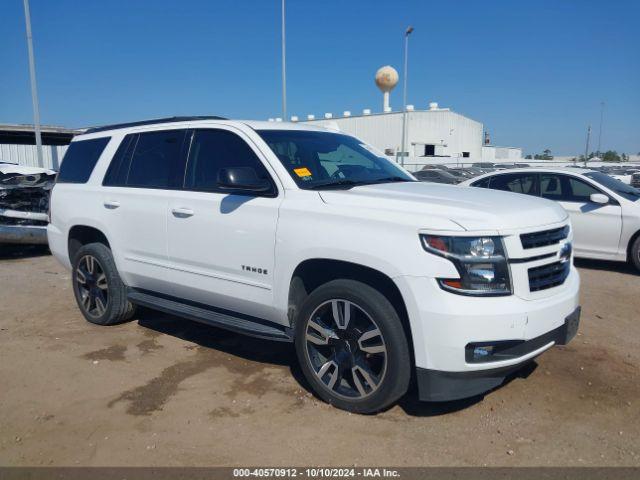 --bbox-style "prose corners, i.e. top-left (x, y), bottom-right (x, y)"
top-left (590, 193), bottom-right (609, 204)
top-left (218, 167), bottom-right (272, 193)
